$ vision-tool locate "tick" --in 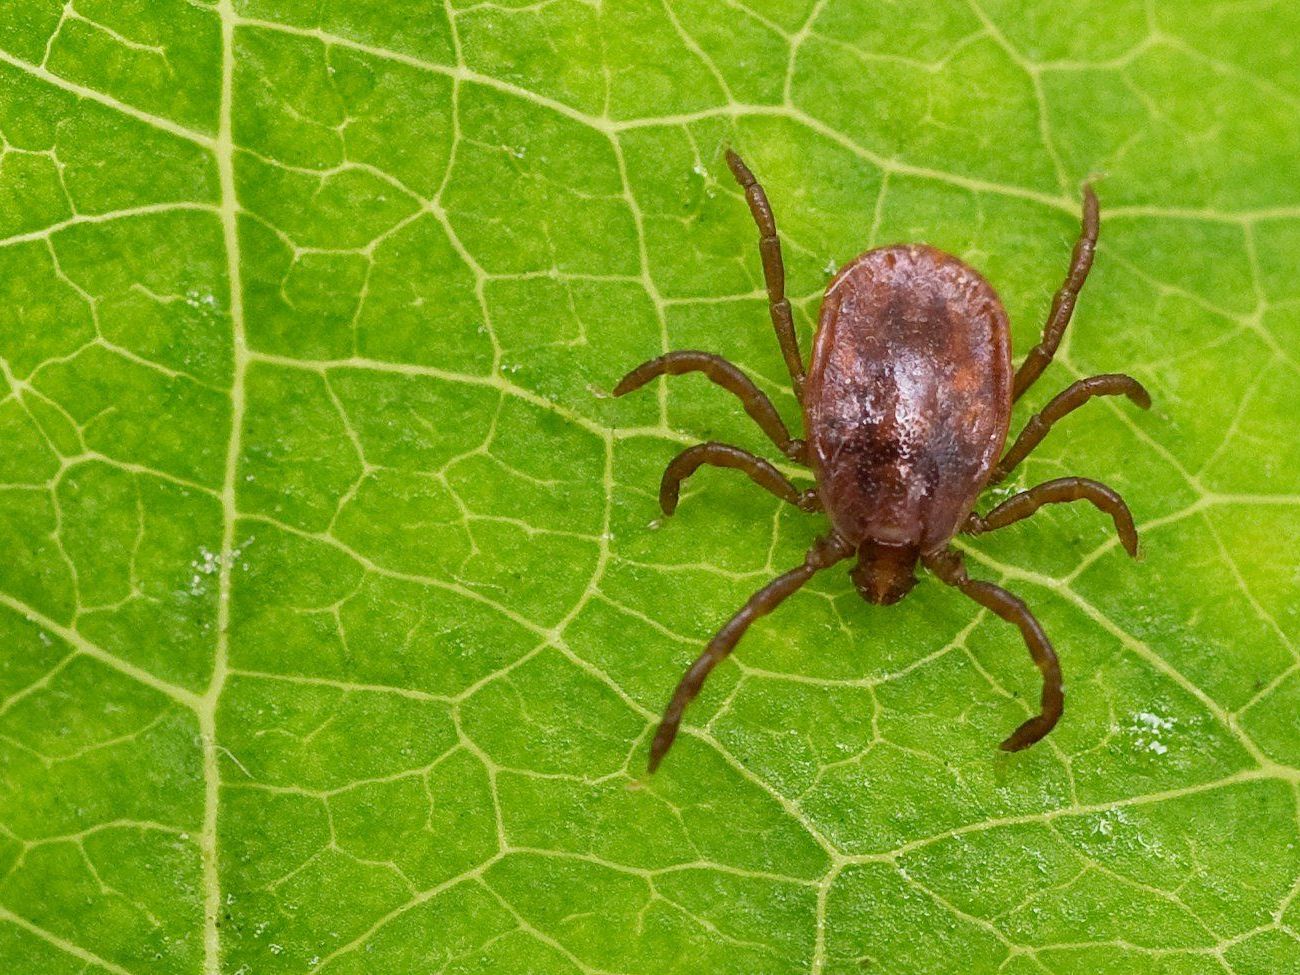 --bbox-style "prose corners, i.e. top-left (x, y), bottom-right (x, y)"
top-left (615, 150), bottom-right (1151, 772)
